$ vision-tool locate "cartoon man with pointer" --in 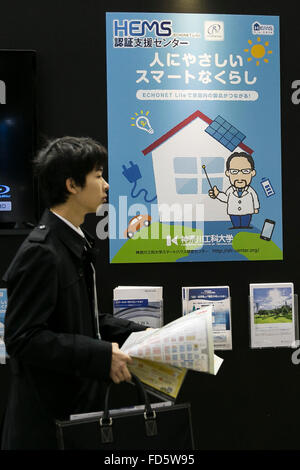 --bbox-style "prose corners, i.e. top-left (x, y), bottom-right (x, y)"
top-left (206, 151), bottom-right (260, 229)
